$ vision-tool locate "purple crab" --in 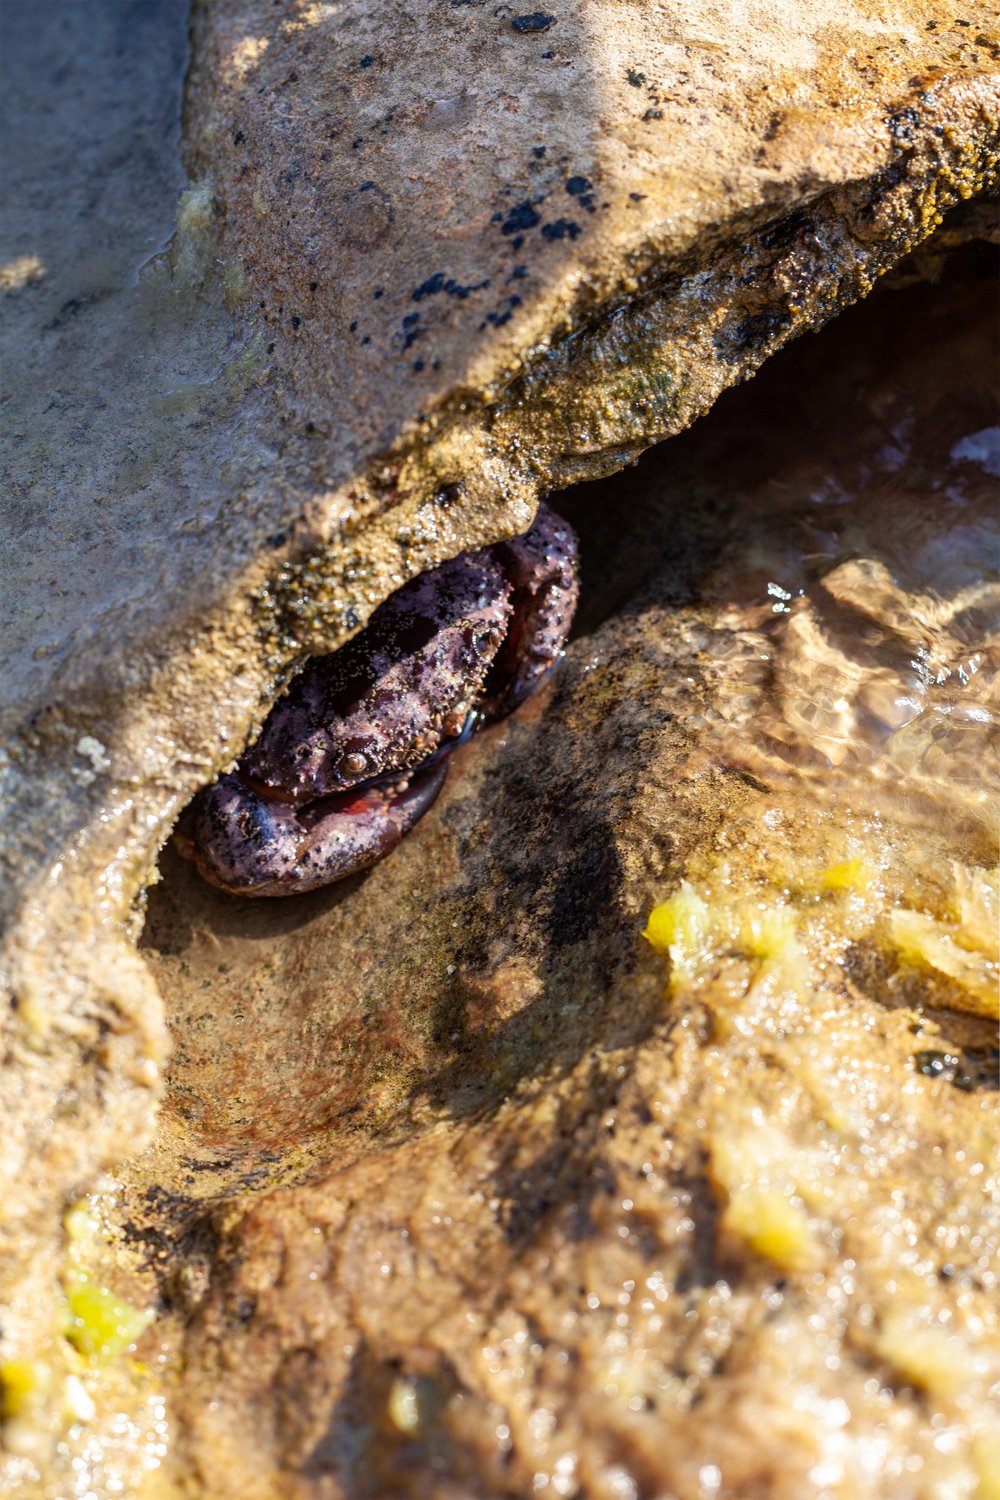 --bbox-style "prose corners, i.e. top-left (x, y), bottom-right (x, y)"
top-left (183, 504), bottom-right (579, 896)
